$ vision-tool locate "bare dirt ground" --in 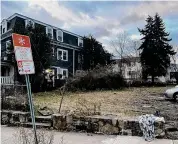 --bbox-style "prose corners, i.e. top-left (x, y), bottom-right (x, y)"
top-left (34, 86), bottom-right (178, 139)
top-left (34, 87), bottom-right (177, 117)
